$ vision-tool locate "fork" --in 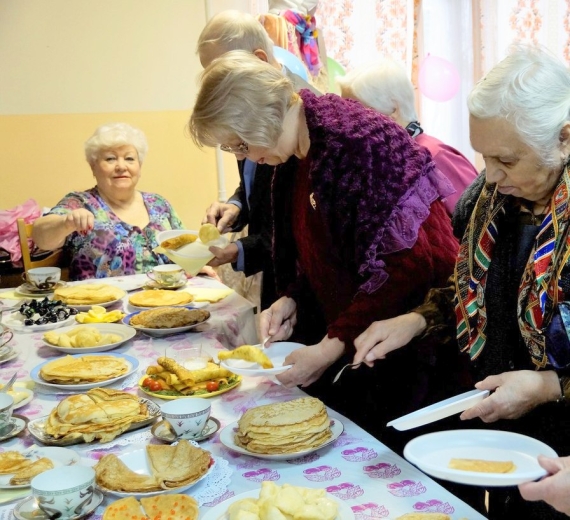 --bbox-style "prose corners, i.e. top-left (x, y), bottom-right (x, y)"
top-left (0, 372), bottom-right (17, 393)
top-left (332, 363), bottom-right (361, 384)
